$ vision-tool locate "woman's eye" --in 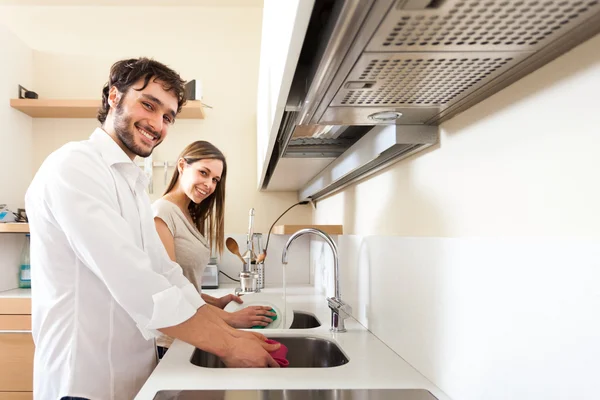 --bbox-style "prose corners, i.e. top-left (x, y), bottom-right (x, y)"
top-left (200, 171), bottom-right (207, 176)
